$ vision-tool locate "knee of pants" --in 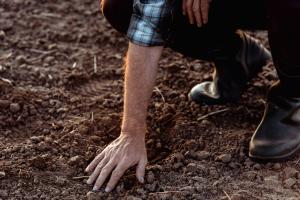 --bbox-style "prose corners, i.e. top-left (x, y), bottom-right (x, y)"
top-left (101, 0), bottom-right (133, 34)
